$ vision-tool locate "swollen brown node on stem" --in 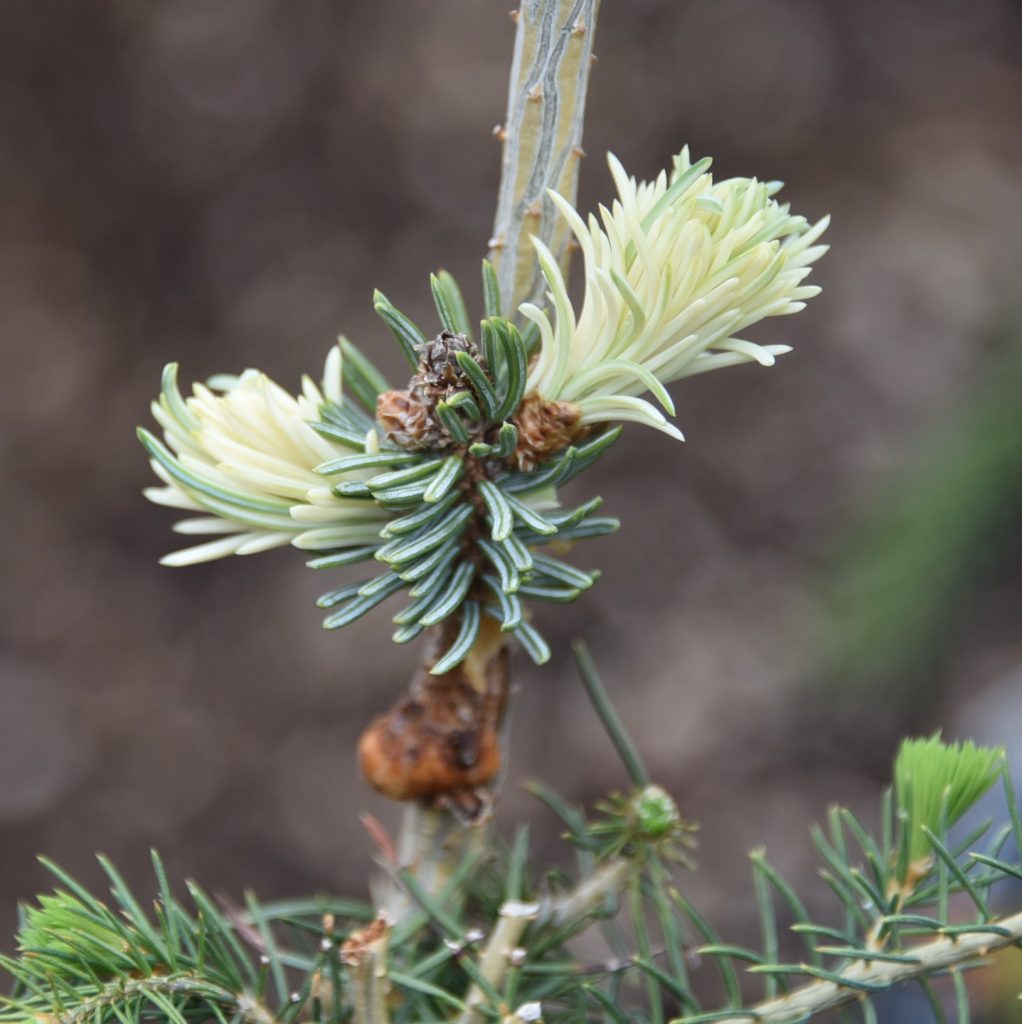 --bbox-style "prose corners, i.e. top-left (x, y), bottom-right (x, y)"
top-left (358, 617), bottom-right (509, 818)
